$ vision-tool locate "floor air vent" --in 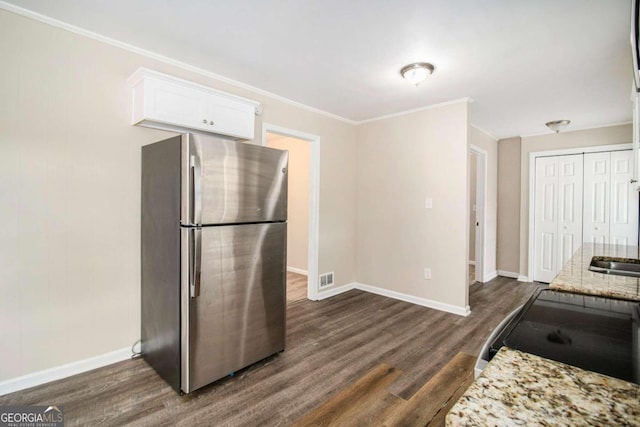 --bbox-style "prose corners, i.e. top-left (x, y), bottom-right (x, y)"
top-left (319, 272), bottom-right (334, 287)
